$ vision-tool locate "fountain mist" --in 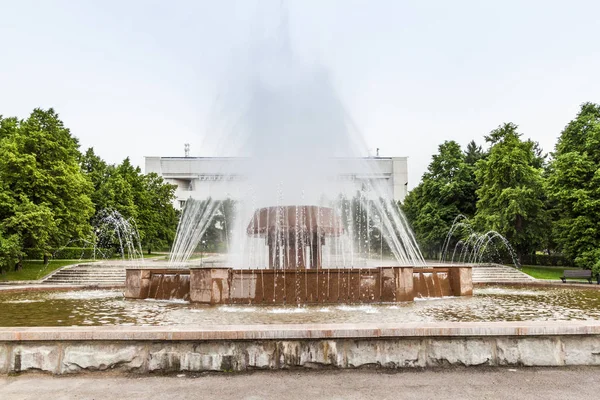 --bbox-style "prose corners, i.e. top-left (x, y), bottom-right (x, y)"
top-left (169, 5), bottom-right (424, 269)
